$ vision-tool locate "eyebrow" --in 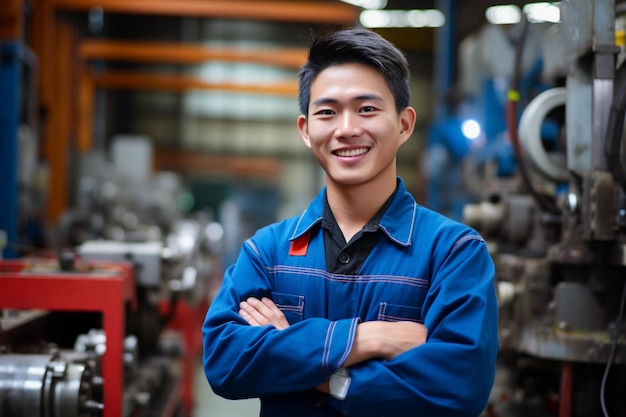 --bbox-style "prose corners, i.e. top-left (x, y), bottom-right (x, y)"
top-left (311, 94), bottom-right (385, 107)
